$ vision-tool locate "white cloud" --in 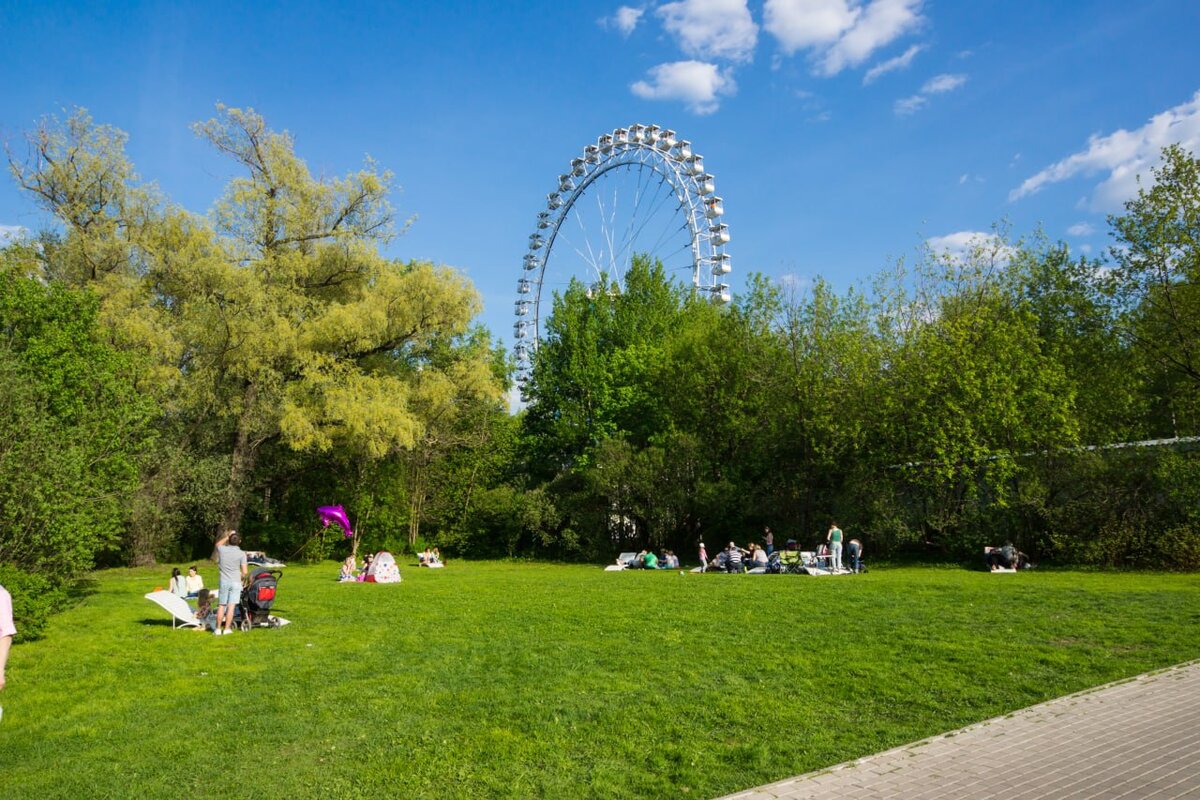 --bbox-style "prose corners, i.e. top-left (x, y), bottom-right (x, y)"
top-left (764, 0), bottom-right (858, 52)
top-left (894, 71), bottom-right (966, 115)
top-left (1079, 244), bottom-right (1093, 255)
top-left (922, 72), bottom-right (966, 93)
top-left (926, 230), bottom-right (1015, 265)
top-left (631, 60), bottom-right (737, 114)
top-left (1067, 222), bottom-right (1095, 237)
top-left (657, 0), bottom-right (759, 63)
top-left (764, 0), bottom-right (923, 76)
top-left (893, 94), bottom-right (925, 115)
top-left (0, 225), bottom-right (28, 243)
top-left (603, 5), bottom-right (646, 36)
top-left (777, 273), bottom-right (814, 291)
top-left (1010, 90), bottom-right (1200, 209)
top-left (818, 0), bottom-right (924, 76)
top-left (862, 43), bottom-right (924, 84)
